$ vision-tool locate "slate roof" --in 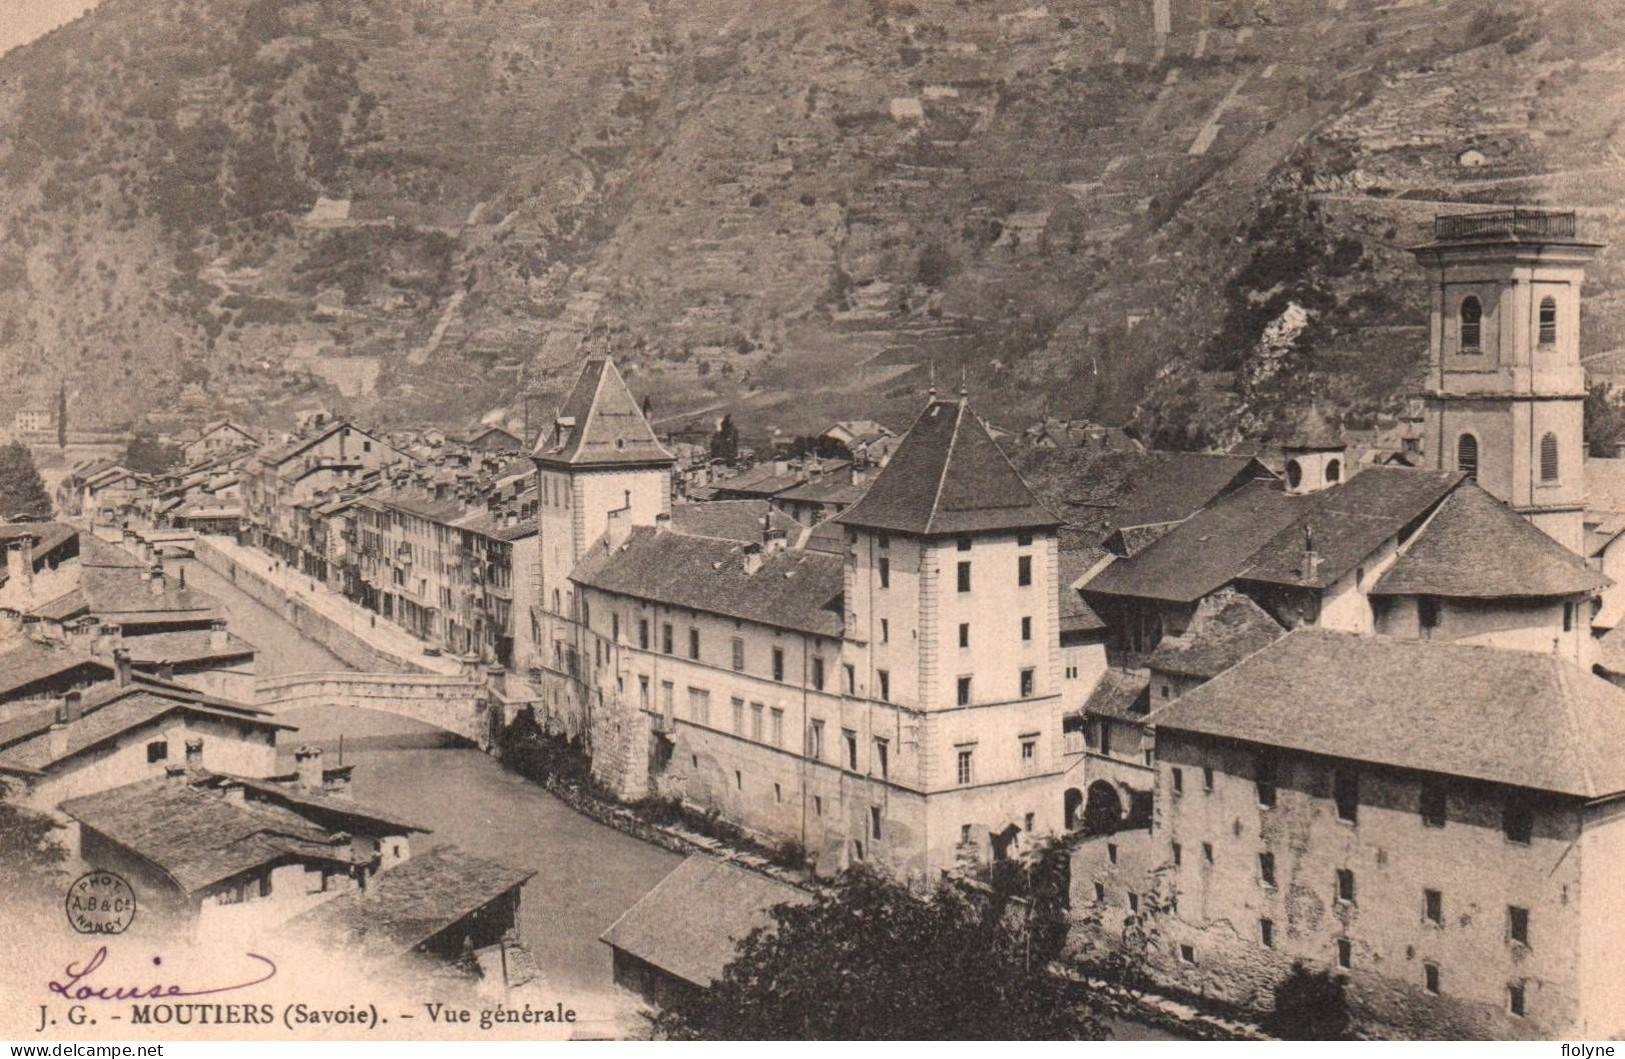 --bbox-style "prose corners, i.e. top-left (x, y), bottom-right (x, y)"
top-left (670, 500), bottom-right (802, 543)
top-left (600, 855), bottom-right (811, 988)
top-left (61, 777), bottom-right (356, 893)
top-left (1084, 453), bottom-right (1274, 539)
top-left (1150, 628), bottom-right (1625, 799)
top-left (1057, 549), bottom-right (1106, 634)
top-left (533, 357), bottom-right (673, 468)
top-left (1239, 468), bottom-right (1463, 589)
top-left (123, 630), bottom-right (258, 666)
top-left (1143, 589), bottom-right (1284, 680)
top-left (837, 399), bottom-right (1060, 536)
top-left (1275, 404), bottom-right (1344, 451)
top-left (0, 640), bottom-right (112, 700)
top-left (212, 774), bottom-right (428, 834)
top-left (279, 846), bottom-right (535, 964)
top-left (1370, 485), bottom-right (1603, 598)
top-left (42, 568), bottom-right (223, 624)
top-left (1079, 668), bottom-right (1149, 722)
top-left (0, 522), bottom-right (78, 567)
top-left (0, 685), bottom-right (288, 773)
top-left (1082, 480), bottom-right (1302, 604)
top-left (571, 527), bottom-right (845, 638)
top-left (78, 536), bottom-right (149, 570)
